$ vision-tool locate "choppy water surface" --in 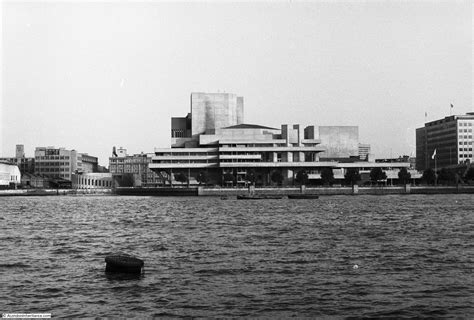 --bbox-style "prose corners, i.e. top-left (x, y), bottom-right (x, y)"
top-left (0, 194), bottom-right (473, 318)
